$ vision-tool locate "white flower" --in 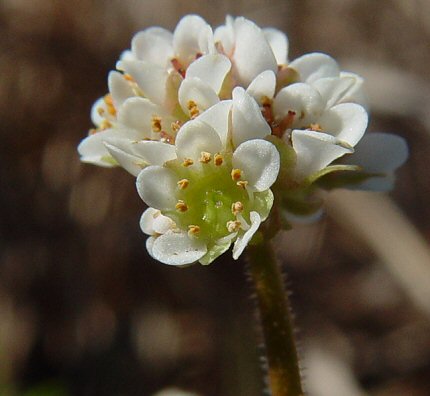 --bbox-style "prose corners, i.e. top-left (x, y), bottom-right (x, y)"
top-left (214, 16), bottom-right (287, 86)
top-left (266, 82), bottom-right (368, 180)
top-left (136, 105), bottom-right (279, 266)
top-left (78, 13), bottom-right (408, 255)
top-left (78, 15), bottom-right (217, 169)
